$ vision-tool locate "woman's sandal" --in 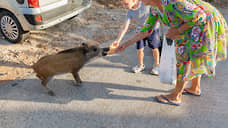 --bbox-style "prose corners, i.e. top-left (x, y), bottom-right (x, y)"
top-left (182, 89), bottom-right (201, 96)
top-left (154, 95), bottom-right (181, 106)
